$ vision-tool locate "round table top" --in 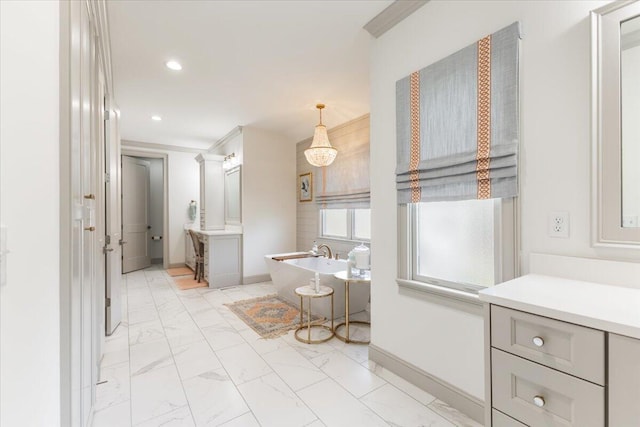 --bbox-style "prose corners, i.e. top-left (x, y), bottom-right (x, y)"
top-left (295, 285), bottom-right (334, 297)
top-left (334, 270), bottom-right (371, 283)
